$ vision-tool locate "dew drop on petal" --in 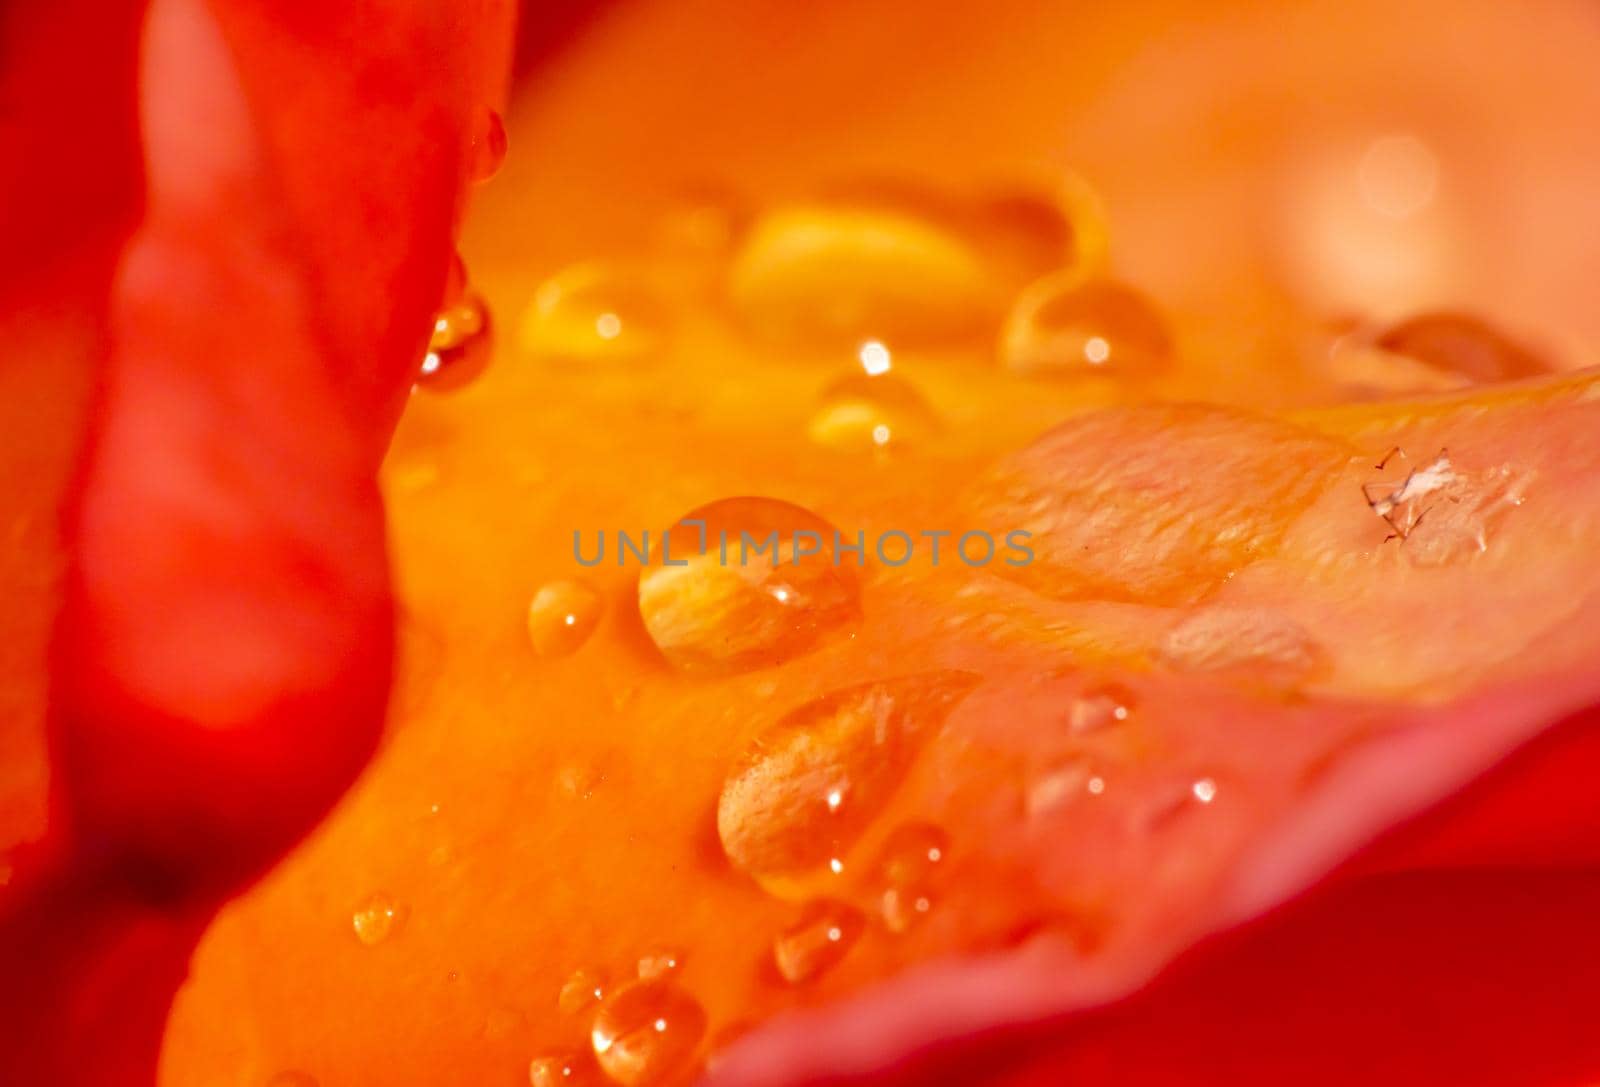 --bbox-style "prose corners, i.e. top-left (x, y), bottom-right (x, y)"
top-left (717, 671), bottom-right (979, 885)
top-left (521, 263), bottom-right (674, 364)
top-left (590, 979), bottom-right (707, 1087)
top-left (1001, 275), bottom-right (1173, 378)
top-left (471, 106), bottom-right (508, 182)
top-left (772, 899), bottom-right (865, 984)
top-left (1025, 758), bottom-right (1094, 817)
top-left (351, 893), bottom-right (408, 946)
top-left (558, 967), bottom-right (608, 1016)
top-left (638, 497), bottom-right (861, 674)
top-left (1375, 311), bottom-right (1549, 383)
top-left (808, 369), bottom-right (939, 453)
top-left (872, 822), bottom-right (949, 933)
top-left (417, 293), bottom-right (493, 393)
top-left (529, 1050), bottom-right (604, 1087)
top-left (528, 580), bottom-right (604, 658)
top-left (1068, 683), bottom-right (1136, 735)
top-left (636, 947), bottom-right (684, 980)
